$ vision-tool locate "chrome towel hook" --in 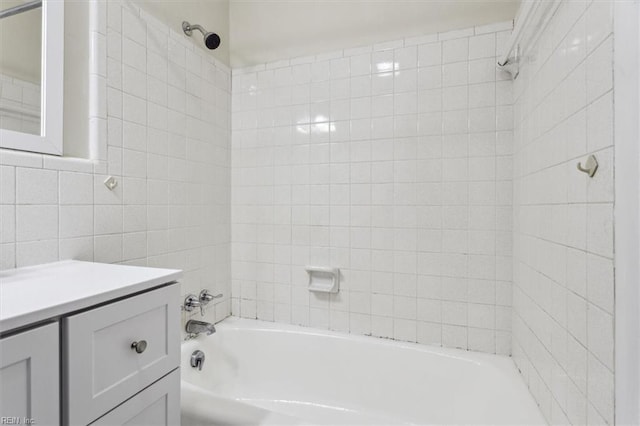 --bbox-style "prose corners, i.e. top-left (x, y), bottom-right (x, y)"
top-left (577, 155), bottom-right (598, 178)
